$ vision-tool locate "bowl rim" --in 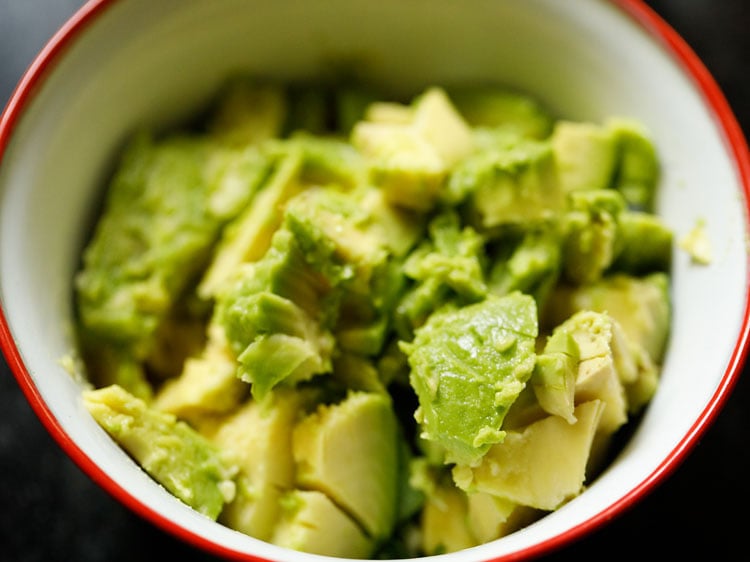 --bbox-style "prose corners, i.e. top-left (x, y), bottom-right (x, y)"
top-left (1, 0), bottom-right (749, 560)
